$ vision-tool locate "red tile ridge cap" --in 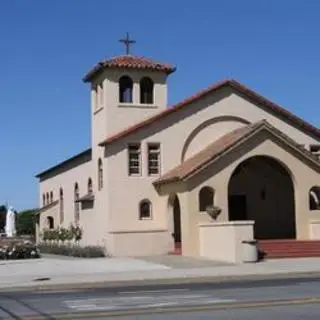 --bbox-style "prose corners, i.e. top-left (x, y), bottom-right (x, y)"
top-left (98, 79), bottom-right (320, 146)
